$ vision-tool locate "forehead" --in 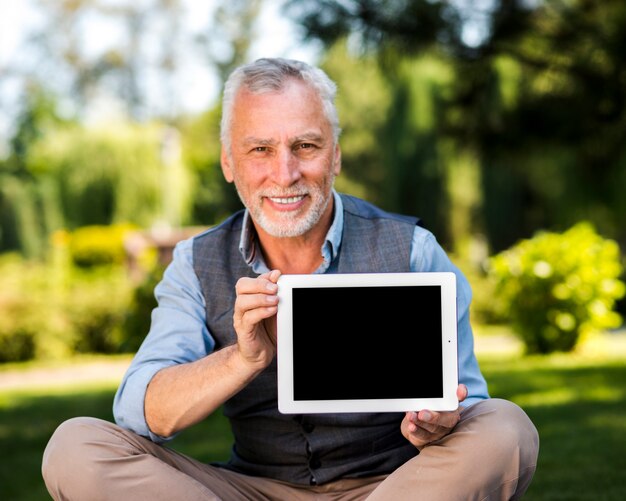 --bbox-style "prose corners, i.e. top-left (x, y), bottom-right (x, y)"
top-left (230, 80), bottom-right (330, 142)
